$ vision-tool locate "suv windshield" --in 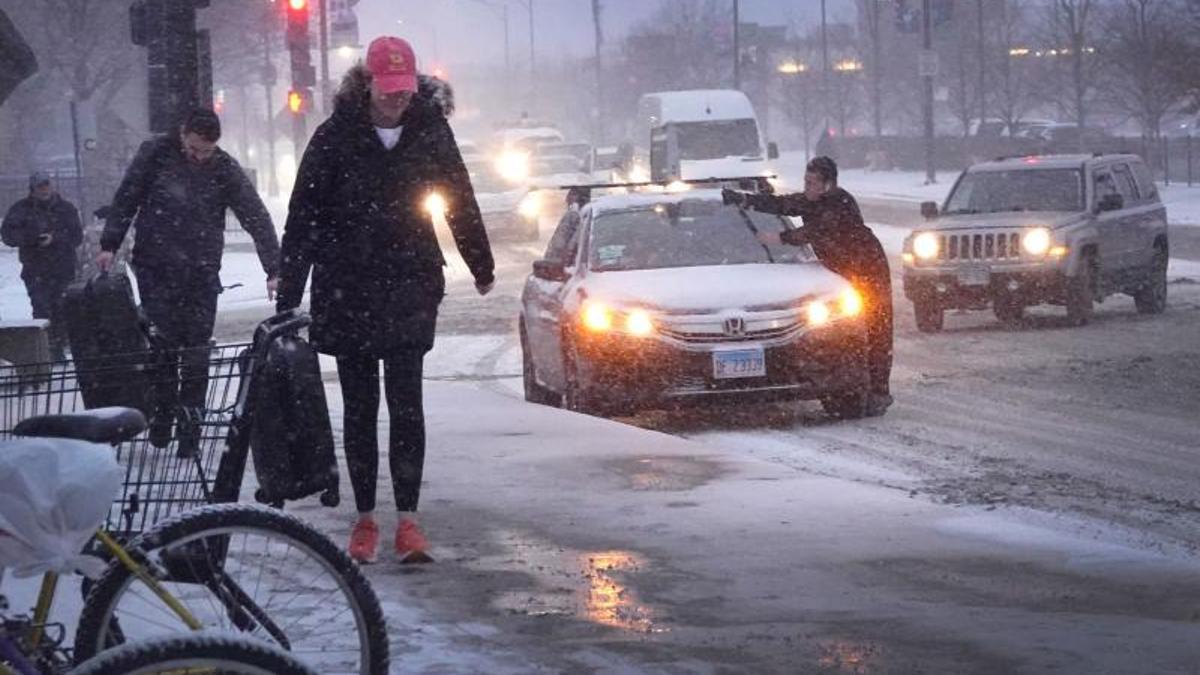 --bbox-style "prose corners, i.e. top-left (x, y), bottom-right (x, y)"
top-left (589, 200), bottom-right (816, 272)
top-left (944, 168), bottom-right (1083, 214)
